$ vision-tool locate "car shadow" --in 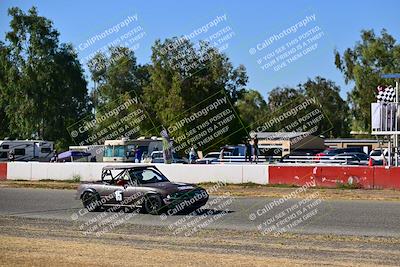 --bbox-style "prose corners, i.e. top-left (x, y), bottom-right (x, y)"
top-left (173, 208), bottom-right (235, 216)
